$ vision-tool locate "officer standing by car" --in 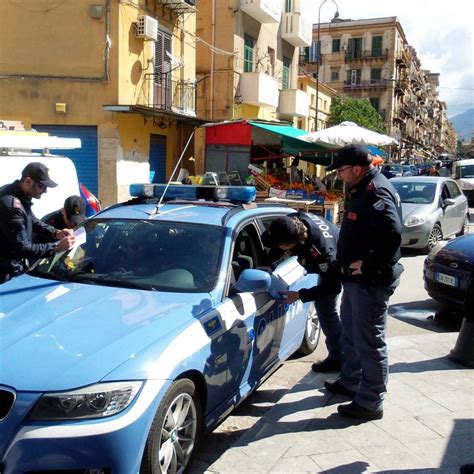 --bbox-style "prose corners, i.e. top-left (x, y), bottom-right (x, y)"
top-left (262, 212), bottom-right (343, 372)
top-left (0, 162), bottom-right (76, 283)
top-left (324, 144), bottom-right (403, 421)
